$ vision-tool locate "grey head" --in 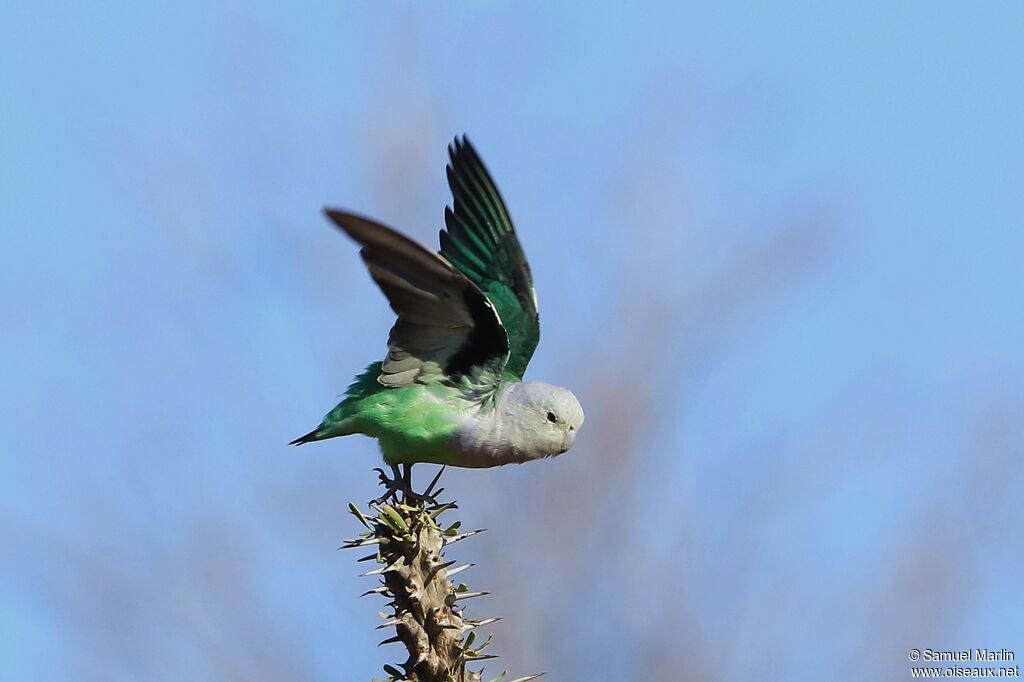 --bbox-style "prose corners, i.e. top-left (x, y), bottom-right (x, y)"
top-left (496, 381), bottom-right (585, 460)
top-left (451, 381), bottom-right (584, 467)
